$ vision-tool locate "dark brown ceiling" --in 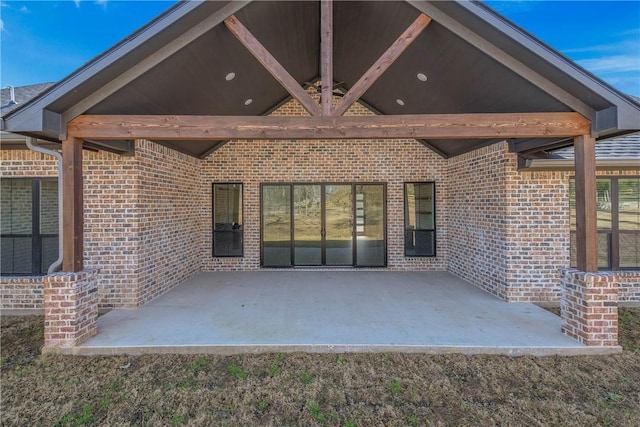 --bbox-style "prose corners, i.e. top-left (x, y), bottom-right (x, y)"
top-left (5, 1), bottom-right (638, 159)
